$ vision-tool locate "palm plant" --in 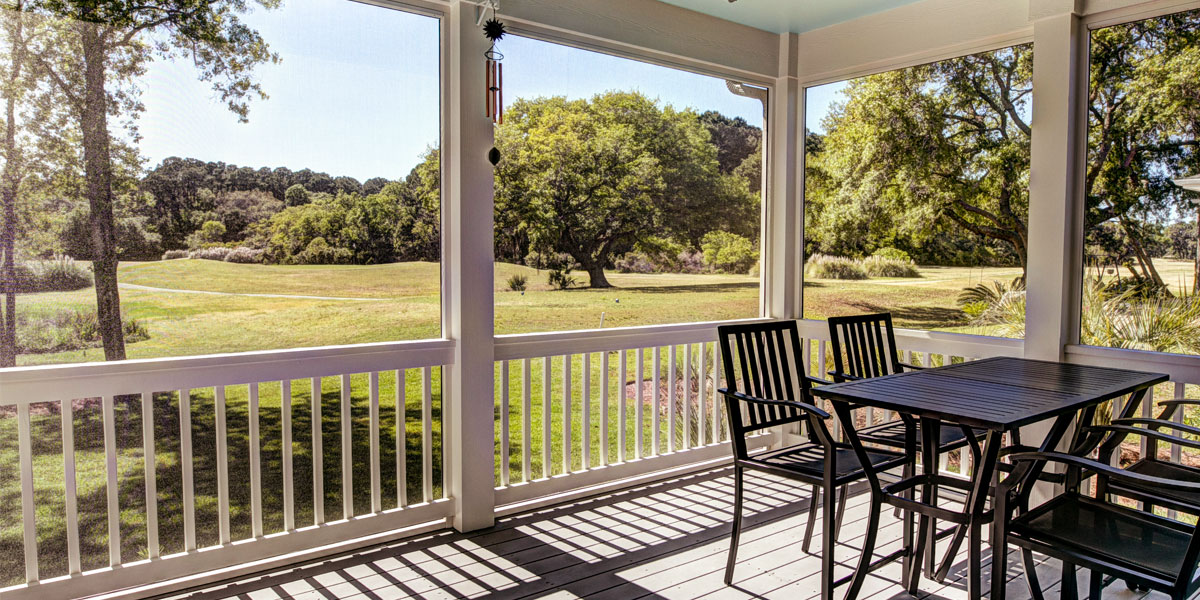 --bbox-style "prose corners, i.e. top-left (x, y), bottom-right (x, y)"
top-left (1081, 281), bottom-right (1200, 355)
